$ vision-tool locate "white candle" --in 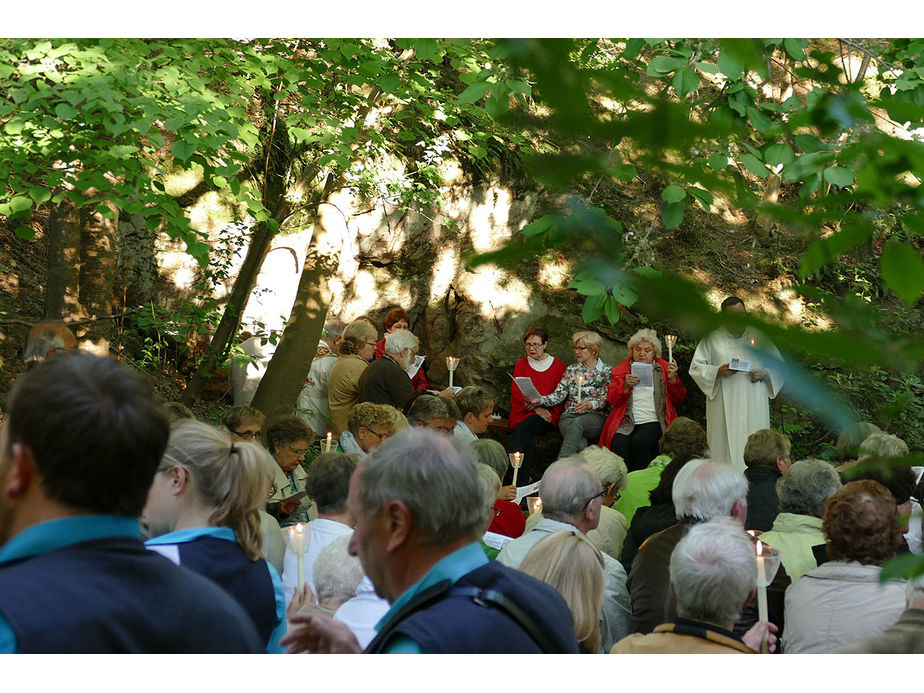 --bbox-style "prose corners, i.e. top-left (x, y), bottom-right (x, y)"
top-left (664, 334), bottom-right (677, 364)
top-left (510, 452), bottom-right (523, 487)
top-left (325, 432), bottom-right (333, 453)
top-left (756, 540), bottom-right (768, 653)
top-left (286, 522), bottom-right (309, 588)
top-left (446, 356), bottom-right (458, 389)
top-left (576, 374), bottom-right (585, 403)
